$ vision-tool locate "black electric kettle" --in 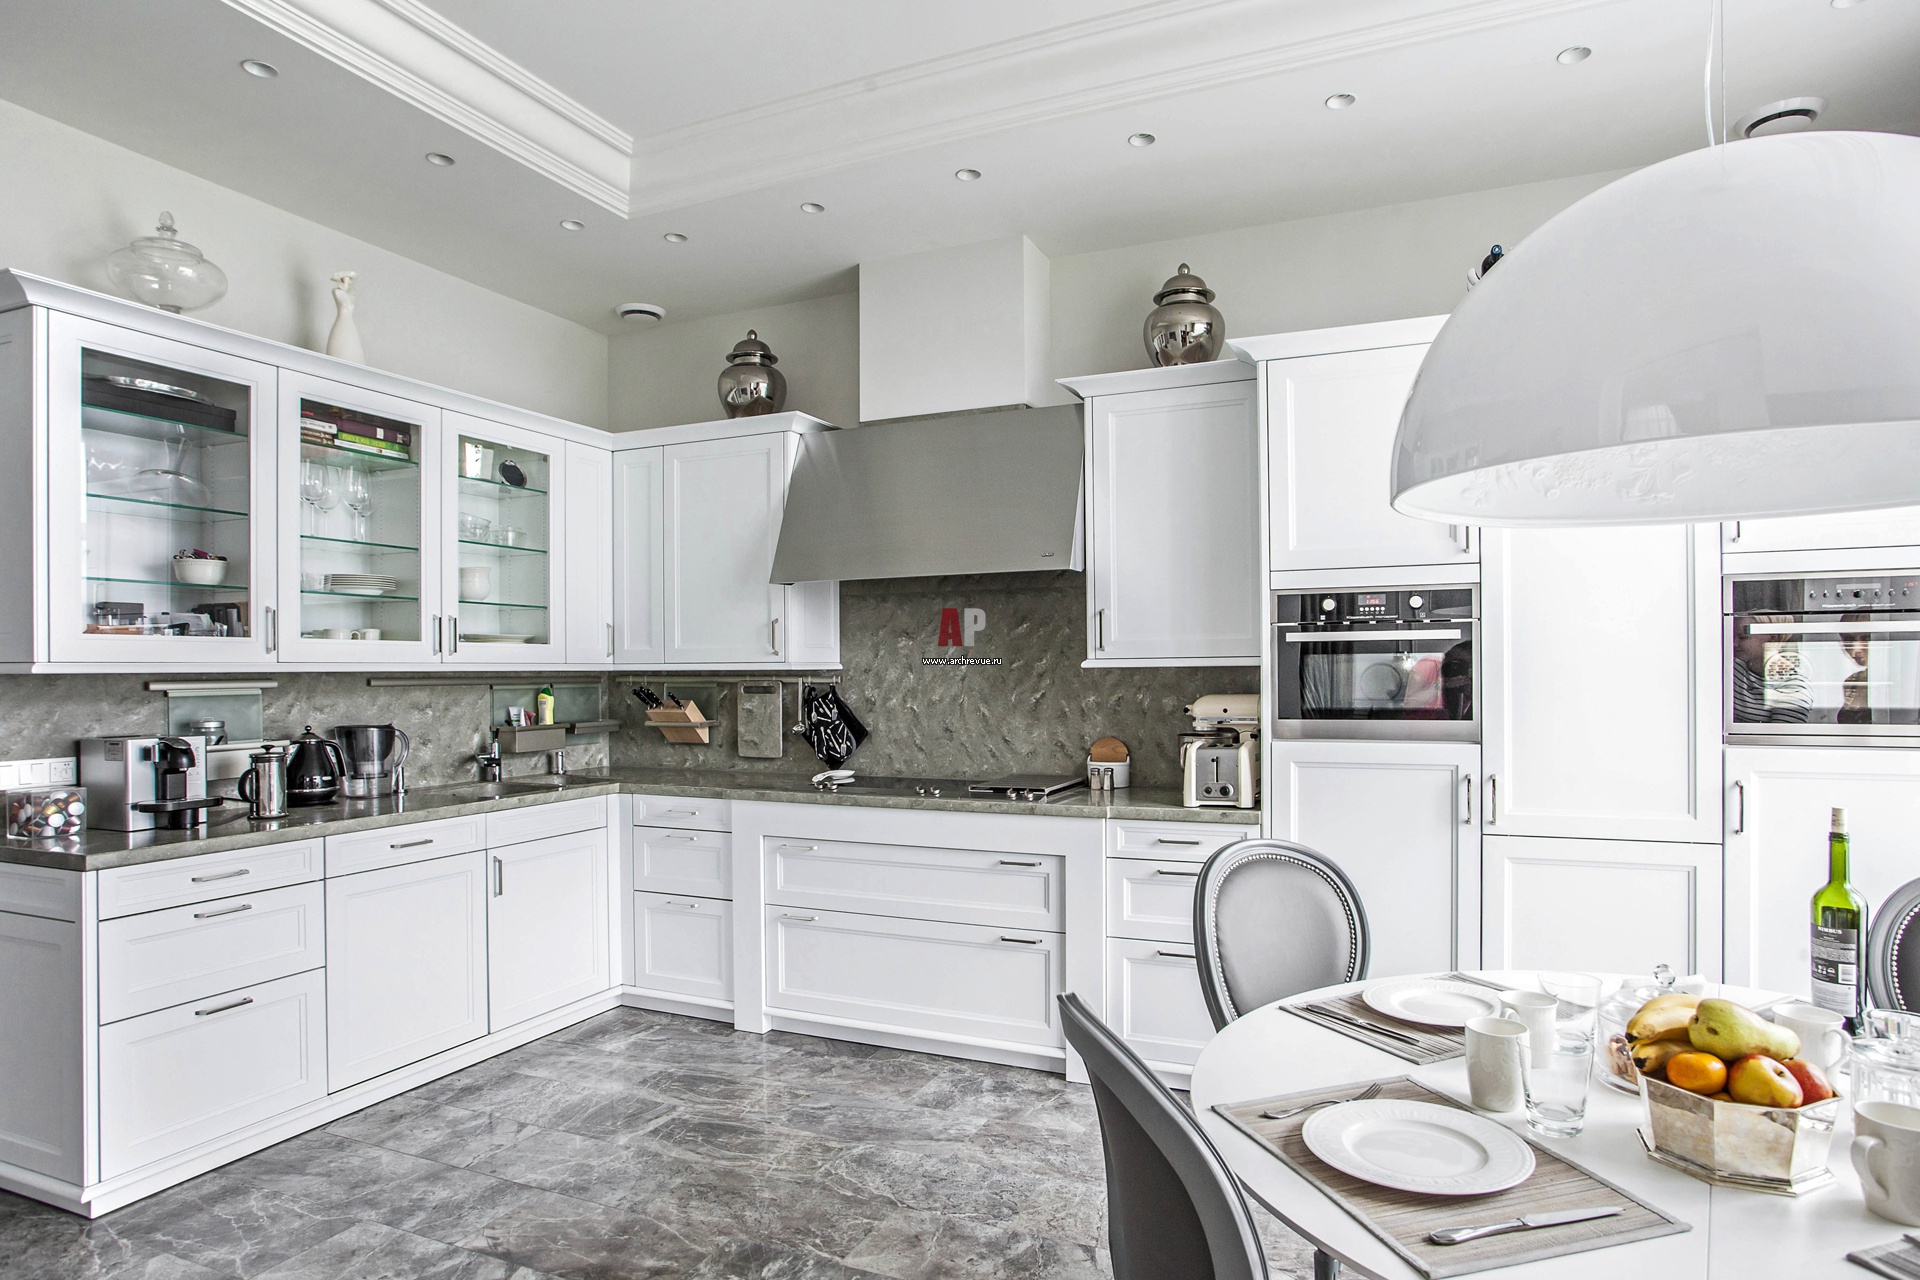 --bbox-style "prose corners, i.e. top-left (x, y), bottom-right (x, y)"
top-left (285, 726), bottom-right (345, 806)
